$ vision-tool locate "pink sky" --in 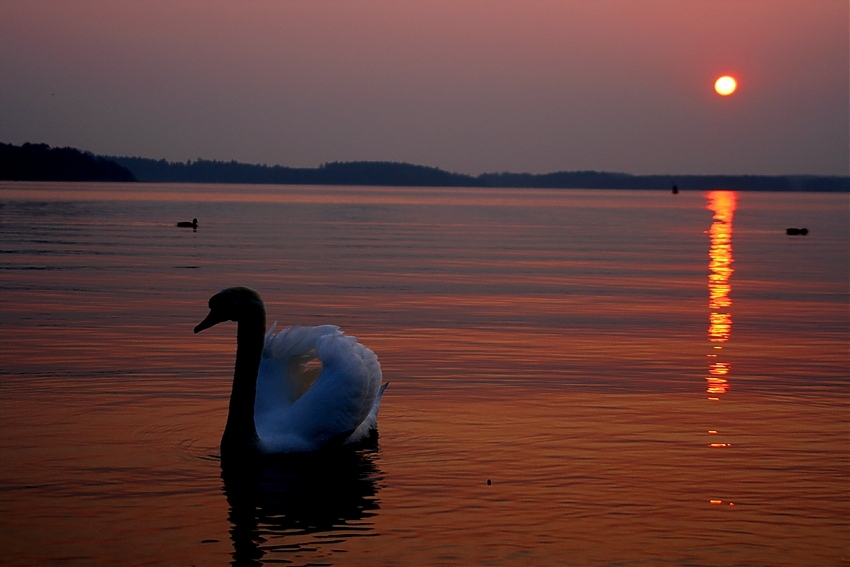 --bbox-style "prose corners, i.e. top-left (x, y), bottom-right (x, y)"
top-left (1, 0), bottom-right (847, 175)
